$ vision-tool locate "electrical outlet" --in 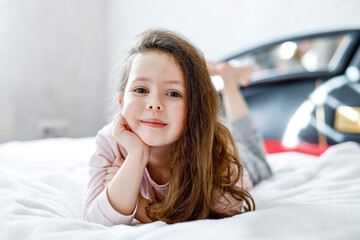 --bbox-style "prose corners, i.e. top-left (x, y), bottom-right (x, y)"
top-left (38, 119), bottom-right (69, 138)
